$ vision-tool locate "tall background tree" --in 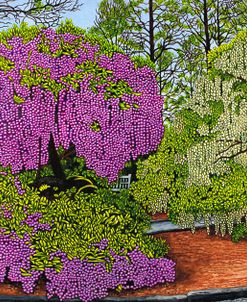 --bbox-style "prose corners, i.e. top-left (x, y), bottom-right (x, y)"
top-left (170, 0), bottom-right (247, 115)
top-left (91, 0), bottom-right (247, 121)
top-left (90, 0), bottom-right (130, 50)
top-left (0, 0), bottom-right (83, 28)
top-left (90, 0), bottom-right (183, 98)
